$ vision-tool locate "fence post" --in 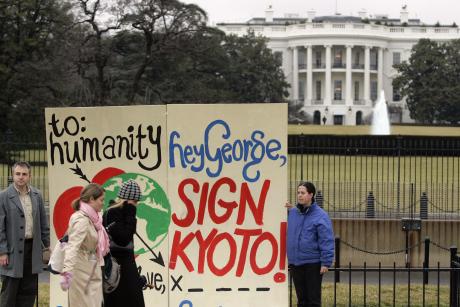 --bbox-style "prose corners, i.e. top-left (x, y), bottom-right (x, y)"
top-left (450, 245), bottom-right (458, 307)
top-left (300, 134), bottom-right (304, 180)
top-left (3, 129), bottom-right (13, 188)
top-left (316, 191), bottom-right (324, 208)
top-left (366, 191), bottom-right (375, 218)
top-left (289, 267), bottom-right (292, 307)
top-left (334, 236), bottom-right (340, 283)
top-left (396, 136), bottom-right (402, 216)
top-left (420, 192), bottom-right (428, 220)
top-left (423, 237), bottom-right (430, 284)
